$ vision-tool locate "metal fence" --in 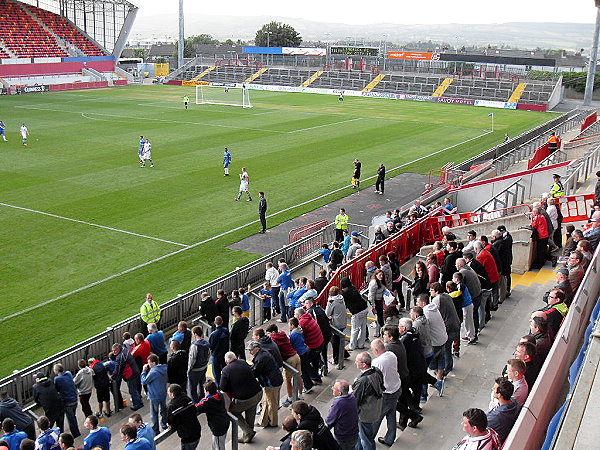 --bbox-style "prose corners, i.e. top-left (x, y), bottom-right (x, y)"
top-left (0, 224), bottom-right (337, 405)
top-left (564, 143), bottom-right (600, 196)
